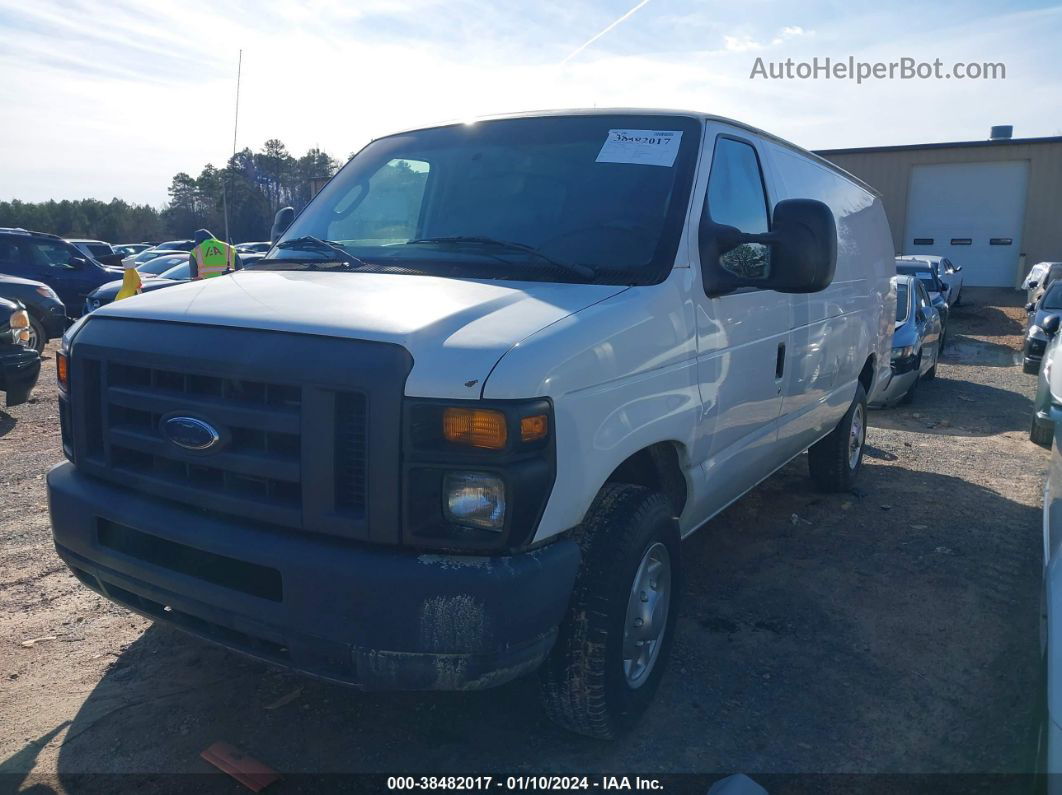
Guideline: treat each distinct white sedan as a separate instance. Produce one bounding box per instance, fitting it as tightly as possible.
[902,254,964,307]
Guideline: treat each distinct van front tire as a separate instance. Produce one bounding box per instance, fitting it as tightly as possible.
[539,484,681,739]
[808,383,868,492]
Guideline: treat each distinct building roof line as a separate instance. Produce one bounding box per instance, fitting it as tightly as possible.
[815,135,1062,156]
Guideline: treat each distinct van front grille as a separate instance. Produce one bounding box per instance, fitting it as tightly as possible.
[63,319,410,542]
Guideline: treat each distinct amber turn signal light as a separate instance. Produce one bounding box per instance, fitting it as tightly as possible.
[442,408,508,449]
[520,414,548,442]
[56,351,69,390]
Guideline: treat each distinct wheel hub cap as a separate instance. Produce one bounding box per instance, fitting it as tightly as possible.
[622,542,672,688]
[848,403,865,470]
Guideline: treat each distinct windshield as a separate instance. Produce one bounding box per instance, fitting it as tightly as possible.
[159,262,191,280]
[81,242,112,258]
[137,255,185,275]
[1043,285,1062,311]
[264,114,701,285]
[897,265,937,292]
[895,283,909,322]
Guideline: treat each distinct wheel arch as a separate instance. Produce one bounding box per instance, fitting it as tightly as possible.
[597,441,689,520]
[859,354,876,395]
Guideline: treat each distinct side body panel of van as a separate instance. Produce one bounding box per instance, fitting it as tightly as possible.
[486,117,894,545]
[760,140,895,458]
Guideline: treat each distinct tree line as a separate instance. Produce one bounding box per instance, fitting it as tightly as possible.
[0,139,342,244]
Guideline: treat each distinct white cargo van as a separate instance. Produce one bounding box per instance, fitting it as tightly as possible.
[49,109,895,738]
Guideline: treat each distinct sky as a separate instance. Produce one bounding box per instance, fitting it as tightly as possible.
[0,0,1059,207]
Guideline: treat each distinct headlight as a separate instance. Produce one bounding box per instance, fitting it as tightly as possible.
[9,308,29,330]
[891,345,915,360]
[404,398,555,551]
[35,285,60,300]
[444,472,506,531]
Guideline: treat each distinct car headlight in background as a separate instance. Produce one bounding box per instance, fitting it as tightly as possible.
[35,285,60,301]
[444,472,506,531]
[1029,325,1050,342]
[891,345,915,360]
[9,309,30,345]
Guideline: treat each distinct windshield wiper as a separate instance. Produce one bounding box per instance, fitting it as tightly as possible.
[406,236,595,280]
[274,236,369,268]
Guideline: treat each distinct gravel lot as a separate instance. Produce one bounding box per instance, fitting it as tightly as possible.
[0,288,1047,790]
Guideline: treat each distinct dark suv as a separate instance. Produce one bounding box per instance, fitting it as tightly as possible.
[0,228,123,317]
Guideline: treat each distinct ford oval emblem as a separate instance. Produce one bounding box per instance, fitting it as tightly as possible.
[160,416,221,451]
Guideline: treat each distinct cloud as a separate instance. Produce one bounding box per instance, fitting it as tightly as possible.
[727,24,813,51]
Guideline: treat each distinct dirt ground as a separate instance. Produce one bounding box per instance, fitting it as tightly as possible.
[0,288,1048,790]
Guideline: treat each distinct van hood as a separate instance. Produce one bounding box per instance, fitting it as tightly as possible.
[92,270,627,398]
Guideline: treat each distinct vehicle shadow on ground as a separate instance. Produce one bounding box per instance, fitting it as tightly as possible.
[50,462,1041,781]
[949,304,1026,339]
[0,411,14,439]
[941,334,1024,368]
[871,374,1034,436]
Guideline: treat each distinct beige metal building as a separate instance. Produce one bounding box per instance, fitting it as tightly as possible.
[816,128,1062,287]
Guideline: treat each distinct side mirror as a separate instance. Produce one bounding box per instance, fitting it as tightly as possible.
[1027,302,1036,312]
[916,310,926,324]
[271,206,295,244]
[700,198,837,295]
[67,255,87,269]
[1045,315,1062,336]
[1029,281,1039,290]
[955,265,963,272]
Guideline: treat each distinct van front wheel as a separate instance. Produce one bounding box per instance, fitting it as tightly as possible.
[808,383,868,492]
[539,484,681,739]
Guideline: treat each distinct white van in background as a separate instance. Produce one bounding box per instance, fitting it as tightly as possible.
[50,109,895,739]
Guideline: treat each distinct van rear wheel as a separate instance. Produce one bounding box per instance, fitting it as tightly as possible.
[539,484,680,739]
[808,383,867,492]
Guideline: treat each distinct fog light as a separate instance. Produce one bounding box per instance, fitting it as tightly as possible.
[444,472,506,531]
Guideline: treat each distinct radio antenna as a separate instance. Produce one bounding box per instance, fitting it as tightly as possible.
[222,49,243,246]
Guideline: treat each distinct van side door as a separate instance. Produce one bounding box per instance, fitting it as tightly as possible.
[689,129,791,519]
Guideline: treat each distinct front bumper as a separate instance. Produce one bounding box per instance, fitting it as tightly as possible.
[41,303,70,339]
[0,342,41,406]
[871,369,917,406]
[48,462,581,690]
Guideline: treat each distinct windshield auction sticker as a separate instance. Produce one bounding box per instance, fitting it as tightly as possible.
[596,129,682,167]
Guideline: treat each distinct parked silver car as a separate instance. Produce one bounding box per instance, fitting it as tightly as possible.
[1038,343,1062,778]
[1030,317,1062,446]
[873,275,943,406]
[901,253,964,307]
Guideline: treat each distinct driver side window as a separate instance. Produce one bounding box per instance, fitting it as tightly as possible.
[704,137,771,280]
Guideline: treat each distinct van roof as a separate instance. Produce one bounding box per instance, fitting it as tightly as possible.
[379,107,880,197]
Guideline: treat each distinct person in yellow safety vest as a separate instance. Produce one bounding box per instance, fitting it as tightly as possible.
[188,228,238,280]
[113,261,143,302]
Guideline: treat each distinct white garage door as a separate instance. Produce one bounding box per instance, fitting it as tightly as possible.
[904,161,1028,287]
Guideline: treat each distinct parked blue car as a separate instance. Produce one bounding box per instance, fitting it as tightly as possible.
[0,227,123,317]
[872,274,943,406]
